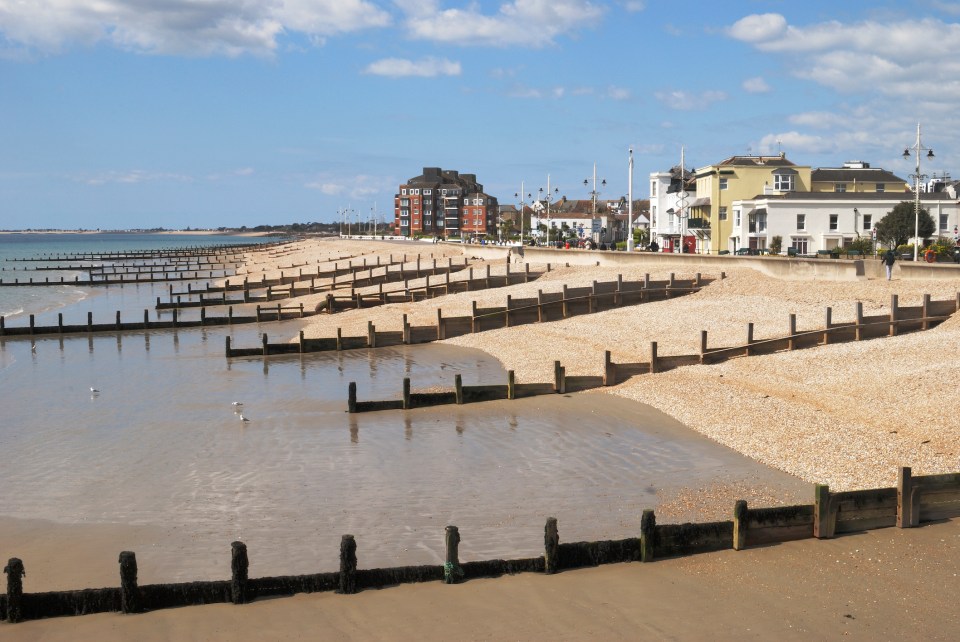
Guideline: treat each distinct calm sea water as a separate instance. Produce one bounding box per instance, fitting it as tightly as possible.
[0,234,809,583]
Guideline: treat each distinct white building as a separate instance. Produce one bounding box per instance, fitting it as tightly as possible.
[649,166,696,251]
[731,192,960,254]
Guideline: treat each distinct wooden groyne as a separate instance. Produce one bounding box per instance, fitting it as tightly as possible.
[0,304,310,339]
[2,240,289,262]
[1,465,956,623]
[226,273,710,358]
[348,293,958,412]
[157,256,475,310]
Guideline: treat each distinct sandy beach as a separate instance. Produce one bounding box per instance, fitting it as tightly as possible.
[4,236,959,637]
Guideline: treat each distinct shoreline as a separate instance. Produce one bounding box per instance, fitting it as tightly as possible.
[0,230,275,237]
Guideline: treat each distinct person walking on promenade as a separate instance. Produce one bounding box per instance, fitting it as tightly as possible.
[883,247,897,280]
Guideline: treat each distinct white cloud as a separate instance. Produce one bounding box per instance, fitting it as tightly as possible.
[654,89,727,111]
[605,85,631,101]
[727,13,787,43]
[741,76,770,93]
[757,132,832,155]
[306,181,345,196]
[364,56,461,77]
[623,1,645,12]
[304,173,384,199]
[402,0,605,47]
[0,0,390,56]
[81,169,193,186]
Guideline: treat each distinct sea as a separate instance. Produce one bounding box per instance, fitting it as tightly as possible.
[0,233,809,583]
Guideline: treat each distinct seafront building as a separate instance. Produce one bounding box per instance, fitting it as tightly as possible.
[393,167,499,239]
[651,154,960,254]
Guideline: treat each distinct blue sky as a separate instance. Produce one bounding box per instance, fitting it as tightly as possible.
[2,0,960,230]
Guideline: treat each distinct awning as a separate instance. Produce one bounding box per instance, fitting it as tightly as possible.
[691,197,711,207]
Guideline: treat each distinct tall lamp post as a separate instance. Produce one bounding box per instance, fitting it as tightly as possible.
[627,148,634,251]
[539,176,559,246]
[515,182,531,245]
[902,122,934,261]
[583,162,606,242]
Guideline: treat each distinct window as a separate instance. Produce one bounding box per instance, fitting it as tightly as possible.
[792,238,808,254]
[756,212,767,232]
[442,189,447,195]
[875,184,885,193]
[651,182,658,197]
[941,214,949,231]
[424,189,432,195]
[400,199,410,207]
[829,214,838,231]
[734,209,741,227]
[413,189,419,195]
[863,215,872,231]
[835,183,847,193]
[719,206,728,221]
[719,178,728,190]
[797,214,806,230]
[774,174,795,191]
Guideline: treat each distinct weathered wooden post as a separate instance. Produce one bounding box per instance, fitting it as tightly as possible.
[554,360,563,393]
[338,535,357,595]
[471,300,478,333]
[29,314,35,335]
[823,307,832,345]
[699,330,708,364]
[367,321,376,348]
[544,517,559,574]
[436,308,444,340]
[890,294,899,337]
[87,311,93,332]
[649,341,658,374]
[745,323,754,356]
[561,284,569,318]
[336,328,343,351]
[733,500,748,551]
[119,551,141,614]
[855,301,864,341]
[537,290,544,323]
[814,484,834,539]
[58,312,64,333]
[225,336,232,358]
[262,333,269,357]
[402,314,410,344]
[4,557,24,623]
[897,466,918,528]
[200,308,206,326]
[507,370,516,400]
[922,293,931,331]
[640,509,656,563]
[787,313,796,350]
[299,330,305,353]
[402,377,411,410]
[603,350,615,386]
[455,374,464,405]
[348,382,357,413]
[505,295,512,327]
[228,306,234,325]
[444,526,462,584]
[231,541,249,605]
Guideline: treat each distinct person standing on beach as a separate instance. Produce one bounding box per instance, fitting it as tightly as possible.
[883,247,897,280]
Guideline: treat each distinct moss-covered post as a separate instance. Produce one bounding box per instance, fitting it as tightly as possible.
[640,509,656,563]
[4,557,24,623]
[402,377,411,410]
[507,370,516,400]
[455,374,463,405]
[814,484,835,539]
[544,517,559,574]
[231,541,249,604]
[444,526,462,584]
[733,500,748,551]
[338,535,357,595]
[119,551,141,614]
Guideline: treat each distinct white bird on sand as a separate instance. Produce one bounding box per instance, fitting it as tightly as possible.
[232,401,243,407]
[239,413,250,423]
[90,387,100,393]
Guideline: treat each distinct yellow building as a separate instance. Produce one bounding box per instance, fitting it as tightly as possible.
[692,153,811,254]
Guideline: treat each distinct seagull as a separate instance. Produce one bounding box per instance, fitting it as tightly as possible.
[239,413,250,423]
[231,401,243,407]
[90,387,100,393]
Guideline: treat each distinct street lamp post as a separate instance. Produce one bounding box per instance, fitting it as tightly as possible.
[627,148,634,251]
[902,122,935,261]
[515,182,531,245]
[583,162,606,242]
[539,176,559,246]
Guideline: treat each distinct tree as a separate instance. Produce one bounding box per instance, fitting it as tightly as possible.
[874,201,935,247]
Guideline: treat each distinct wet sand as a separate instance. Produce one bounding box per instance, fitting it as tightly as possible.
[6,518,959,640]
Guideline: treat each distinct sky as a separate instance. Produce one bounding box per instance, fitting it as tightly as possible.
[2,0,960,230]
